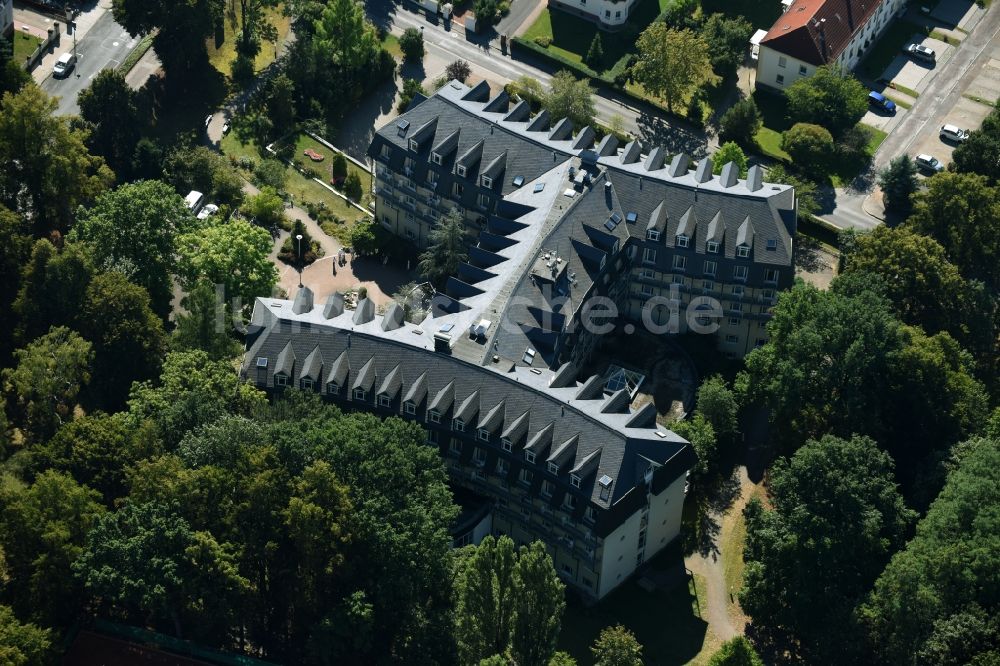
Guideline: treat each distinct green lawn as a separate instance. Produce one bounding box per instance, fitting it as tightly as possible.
[557,545,709,665]
[206,4,291,77]
[381,33,402,59]
[522,0,668,77]
[755,127,790,161]
[281,133,373,207]
[12,31,42,64]
[858,20,930,80]
[220,131,366,225]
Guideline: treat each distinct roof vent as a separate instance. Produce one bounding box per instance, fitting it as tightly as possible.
[291,286,314,314]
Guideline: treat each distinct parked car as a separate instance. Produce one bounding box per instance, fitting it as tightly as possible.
[196,203,219,220]
[915,154,945,173]
[52,52,76,78]
[868,91,897,114]
[906,43,936,63]
[940,124,970,142]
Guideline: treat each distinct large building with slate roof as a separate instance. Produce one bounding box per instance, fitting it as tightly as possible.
[242,285,696,600]
[369,80,798,360]
[242,79,798,601]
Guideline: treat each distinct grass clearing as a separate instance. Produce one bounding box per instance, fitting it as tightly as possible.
[12,30,42,63]
[884,93,913,109]
[221,131,366,226]
[381,33,402,59]
[929,29,961,46]
[206,4,291,77]
[755,127,790,162]
[281,133,373,207]
[557,551,710,665]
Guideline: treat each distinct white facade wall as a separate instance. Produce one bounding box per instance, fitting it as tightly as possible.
[598,505,643,598]
[549,0,638,28]
[756,0,904,91]
[596,473,687,598]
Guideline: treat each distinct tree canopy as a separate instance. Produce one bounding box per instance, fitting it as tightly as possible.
[785,65,867,137]
[418,209,471,286]
[633,25,719,113]
[78,70,144,179]
[543,71,597,129]
[740,434,915,663]
[861,436,1000,665]
[591,624,644,666]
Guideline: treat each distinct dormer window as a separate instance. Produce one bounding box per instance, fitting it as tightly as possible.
[547,462,559,475]
[676,235,689,248]
[707,241,719,254]
[766,239,778,251]
[525,451,536,464]
[453,418,465,432]
[404,401,416,415]
[300,378,314,390]
[481,175,493,188]
[456,164,467,178]
[478,428,491,442]
[428,410,441,424]
[378,395,391,408]
[501,438,512,452]
[737,245,750,258]
[275,374,288,387]
[327,381,340,395]
[431,152,442,165]
[353,388,367,401]
[646,229,660,241]
[408,139,419,152]
[570,474,581,488]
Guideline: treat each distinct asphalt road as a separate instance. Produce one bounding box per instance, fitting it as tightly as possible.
[40,10,137,116]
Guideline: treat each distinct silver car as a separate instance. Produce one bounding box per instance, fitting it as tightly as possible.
[915,154,945,173]
[940,124,970,142]
[906,43,936,63]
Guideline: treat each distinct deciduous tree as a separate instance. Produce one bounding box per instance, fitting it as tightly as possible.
[719,97,761,148]
[861,436,1000,665]
[591,624,643,666]
[633,25,718,113]
[72,180,199,317]
[112,0,225,76]
[175,218,278,309]
[2,327,93,442]
[696,375,739,442]
[511,541,565,666]
[701,14,753,77]
[446,59,472,83]
[400,27,424,61]
[707,637,764,666]
[0,605,53,665]
[12,241,94,347]
[712,142,748,176]
[785,65,867,137]
[172,279,242,361]
[77,70,144,179]
[781,122,833,171]
[0,86,113,234]
[543,71,596,128]
[740,434,915,663]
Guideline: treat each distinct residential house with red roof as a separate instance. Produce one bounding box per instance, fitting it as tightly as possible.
[755,0,905,91]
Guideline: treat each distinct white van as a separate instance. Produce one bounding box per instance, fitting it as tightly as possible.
[53,53,76,78]
[184,190,205,213]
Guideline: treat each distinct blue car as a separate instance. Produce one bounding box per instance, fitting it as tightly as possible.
[868,91,897,114]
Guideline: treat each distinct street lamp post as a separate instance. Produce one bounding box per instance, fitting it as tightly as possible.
[296,234,304,288]
[65,8,77,63]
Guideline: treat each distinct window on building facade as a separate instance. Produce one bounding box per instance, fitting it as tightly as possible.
[353,388,367,401]
[525,450,536,464]
[548,462,559,475]
[496,459,509,475]
[408,139,418,151]
[729,316,741,326]
[737,245,750,258]
[799,65,807,75]
[428,410,440,423]
[640,268,655,279]
[474,447,487,466]
[381,145,391,159]
[703,260,716,276]
[570,474,581,488]
[431,152,442,165]
[702,280,715,292]
[427,429,438,444]
[766,238,778,251]
[764,268,779,284]
[733,265,748,281]
[706,240,719,254]
[456,164,467,177]
[541,480,554,497]
[563,494,576,510]
[726,334,739,345]
[672,255,687,271]
[453,183,464,197]
[481,176,492,188]
[404,401,416,415]
[778,56,787,68]
[646,229,660,241]
[641,284,653,296]
[501,438,512,452]
[519,468,533,485]
[453,418,465,432]
[776,74,785,85]
[643,248,656,264]
[676,234,689,248]
[275,374,288,387]
[327,382,340,395]
[300,378,313,390]
[584,506,596,523]
[378,395,391,407]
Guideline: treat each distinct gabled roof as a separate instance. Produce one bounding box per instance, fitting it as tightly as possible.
[378,364,403,398]
[501,410,531,442]
[275,340,295,376]
[353,356,377,392]
[478,400,505,432]
[429,380,456,413]
[403,371,428,405]
[760,0,883,66]
[454,389,480,423]
[326,350,349,387]
[525,421,555,454]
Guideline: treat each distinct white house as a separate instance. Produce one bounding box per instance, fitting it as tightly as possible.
[755,0,905,91]
[548,0,639,29]
[1,0,14,40]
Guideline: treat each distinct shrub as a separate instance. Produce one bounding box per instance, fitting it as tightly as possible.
[399,27,425,61]
[445,60,472,83]
[533,35,552,48]
[584,33,604,69]
[474,0,499,25]
[277,219,321,265]
[254,159,287,191]
[397,79,426,113]
[331,153,348,181]
[781,122,834,171]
